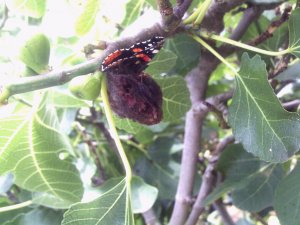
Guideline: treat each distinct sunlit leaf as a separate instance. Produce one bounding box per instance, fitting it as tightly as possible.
[121,0,145,27]
[228,53,300,162]
[5,0,47,18]
[75,0,100,35]
[131,176,158,213]
[48,88,90,108]
[0,95,83,204]
[19,33,50,74]
[288,8,300,58]
[62,178,134,225]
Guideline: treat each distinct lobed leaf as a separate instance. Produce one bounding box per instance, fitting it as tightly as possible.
[228,53,300,162]
[19,33,50,74]
[75,0,100,35]
[131,176,158,213]
[62,178,134,225]
[5,0,47,18]
[0,94,83,204]
[121,0,145,27]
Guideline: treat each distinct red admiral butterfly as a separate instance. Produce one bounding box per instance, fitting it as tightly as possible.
[101,36,164,74]
[101,36,164,125]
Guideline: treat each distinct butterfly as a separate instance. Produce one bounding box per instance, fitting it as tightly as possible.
[101,36,164,74]
[101,36,165,125]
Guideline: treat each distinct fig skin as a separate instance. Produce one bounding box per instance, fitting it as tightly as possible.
[106,72,163,125]
[69,74,101,100]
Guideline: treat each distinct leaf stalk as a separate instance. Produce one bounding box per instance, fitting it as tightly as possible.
[100,76,132,182]
[200,32,291,56]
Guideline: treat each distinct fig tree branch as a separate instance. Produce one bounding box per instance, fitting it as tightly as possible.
[0,5,8,30]
[170,2,282,224]
[185,136,234,225]
[0,58,100,103]
[213,199,235,225]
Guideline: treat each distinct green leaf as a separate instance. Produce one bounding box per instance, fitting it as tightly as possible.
[145,0,157,8]
[114,116,149,134]
[47,88,90,108]
[19,33,50,74]
[0,96,83,204]
[134,137,180,199]
[275,164,300,225]
[121,0,145,27]
[5,0,47,18]
[68,74,101,100]
[75,0,100,35]
[232,165,284,212]
[62,178,134,225]
[32,192,75,209]
[204,144,264,205]
[3,207,64,225]
[164,34,201,76]
[131,176,158,213]
[145,49,178,76]
[276,61,300,81]
[0,196,31,225]
[228,53,300,162]
[288,8,300,58]
[156,76,191,122]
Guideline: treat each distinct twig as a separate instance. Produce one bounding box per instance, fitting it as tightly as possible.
[169,1,257,223]
[252,213,268,225]
[213,199,235,225]
[174,0,194,18]
[185,136,234,225]
[142,208,161,225]
[156,0,174,19]
[169,66,209,225]
[201,0,248,33]
[89,108,119,155]
[283,99,300,111]
[0,5,8,30]
[6,190,19,203]
[193,101,230,129]
[0,58,100,103]
[248,5,292,46]
[269,54,292,79]
[74,121,106,185]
